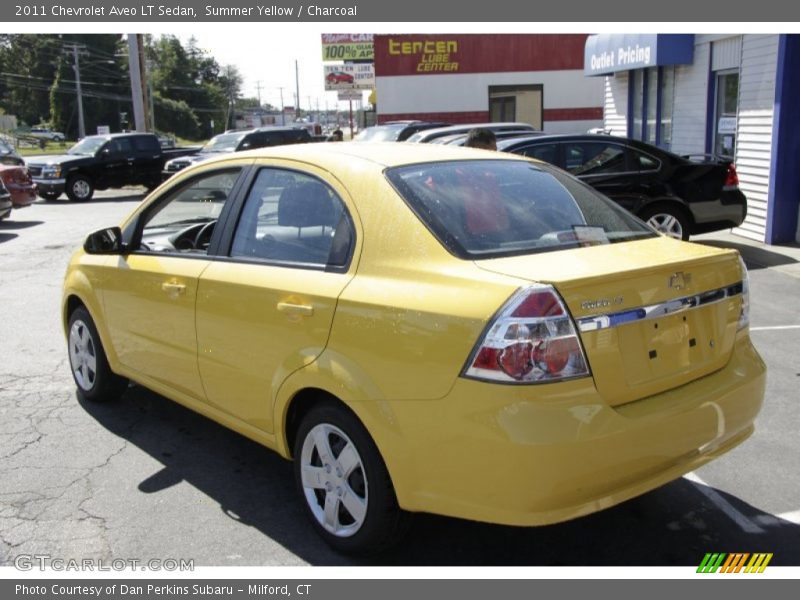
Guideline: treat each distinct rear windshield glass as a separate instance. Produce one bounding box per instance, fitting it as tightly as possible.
[355,125,403,142]
[385,160,656,259]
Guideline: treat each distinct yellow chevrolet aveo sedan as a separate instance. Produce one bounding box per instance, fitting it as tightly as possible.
[63,143,766,554]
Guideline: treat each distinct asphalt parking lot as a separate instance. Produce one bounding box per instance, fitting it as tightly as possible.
[1,190,799,567]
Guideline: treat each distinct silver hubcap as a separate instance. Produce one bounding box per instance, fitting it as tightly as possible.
[68,320,98,391]
[72,180,91,199]
[647,213,684,239]
[300,423,368,537]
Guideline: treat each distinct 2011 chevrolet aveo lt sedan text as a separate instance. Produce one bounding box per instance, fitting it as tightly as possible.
[63,143,766,554]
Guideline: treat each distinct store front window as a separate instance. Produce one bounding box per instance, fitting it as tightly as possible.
[714,70,739,158]
[629,67,675,149]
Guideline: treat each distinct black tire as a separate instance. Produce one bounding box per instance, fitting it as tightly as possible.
[39,191,61,201]
[293,401,408,555]
[67,307,128,402]
[638,203,692,241]
[65,174,94,202]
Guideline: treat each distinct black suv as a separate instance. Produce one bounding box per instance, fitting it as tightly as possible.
[163,126,312,178]
[498,134,746,240]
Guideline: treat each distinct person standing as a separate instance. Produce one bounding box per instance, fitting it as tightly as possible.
[464,128,497,150]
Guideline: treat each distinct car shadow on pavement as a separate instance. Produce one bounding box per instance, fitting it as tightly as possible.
[80,385,800,567]
[697,240,799,270]
[0,232,18,244]
[41,194,145,205]
[0,220,44,230]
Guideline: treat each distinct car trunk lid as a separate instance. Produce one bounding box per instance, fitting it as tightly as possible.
[474,237,744,406]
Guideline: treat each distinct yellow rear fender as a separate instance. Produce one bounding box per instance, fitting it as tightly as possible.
[273,349,416,503]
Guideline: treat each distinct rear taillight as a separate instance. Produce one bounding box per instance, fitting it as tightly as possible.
[463,286,590,384]
[724,163,740,190]
[738,255,750,331]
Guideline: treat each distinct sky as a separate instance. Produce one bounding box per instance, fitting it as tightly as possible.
[179,26,357,112]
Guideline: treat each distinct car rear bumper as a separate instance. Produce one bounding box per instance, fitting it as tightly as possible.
[690,189,747,233]
[6,183,38,207]
[377,332,766,526]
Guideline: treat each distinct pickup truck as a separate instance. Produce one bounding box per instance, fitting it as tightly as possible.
[26,132,199,202]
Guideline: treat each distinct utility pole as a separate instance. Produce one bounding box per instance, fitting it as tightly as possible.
[127,35,147,132]
[278,87,285,125]
[255,81,263,108]
[295,60,300,121]
[63,43,87,138]
[137,34,151,132]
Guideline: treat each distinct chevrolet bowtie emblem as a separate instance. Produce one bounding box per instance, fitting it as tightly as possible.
[669,272,692,290]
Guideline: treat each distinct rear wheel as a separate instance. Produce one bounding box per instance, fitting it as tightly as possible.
[67,307,128,402]
[65,175,94,202]
[639,203,691,241]
[293,402,408,555]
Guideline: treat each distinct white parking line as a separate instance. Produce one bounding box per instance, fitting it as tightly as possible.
[684,472,765,533]
[750,325,800,331]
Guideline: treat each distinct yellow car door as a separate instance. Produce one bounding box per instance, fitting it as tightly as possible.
[195,165,358,433]
[102,167,244,401]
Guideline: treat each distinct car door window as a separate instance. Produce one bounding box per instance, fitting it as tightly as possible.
[565,143,627,176]
[104,138,131,156]
[138,169,241,254]
[631,149,660,171]
[518,143,559,165]
[133,135,160,154]
[231,168,353,268]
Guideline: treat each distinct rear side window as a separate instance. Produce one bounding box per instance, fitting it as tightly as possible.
[564,142,627,175]
[133,136,160,153]
[385,160,655,259]
[230,168,354,268]
[518,143,559,165]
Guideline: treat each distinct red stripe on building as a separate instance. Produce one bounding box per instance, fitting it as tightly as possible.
[543,107,603,121]
[375,34,589,77]
[378,108,602,125]
[378,111,489,125]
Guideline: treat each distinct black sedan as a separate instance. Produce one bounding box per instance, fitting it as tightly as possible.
[498,134,746,240]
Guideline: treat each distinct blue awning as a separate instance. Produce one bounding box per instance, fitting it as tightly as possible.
[584,34,695,76]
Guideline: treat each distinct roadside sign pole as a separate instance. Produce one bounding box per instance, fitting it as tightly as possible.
[349,100,354,139]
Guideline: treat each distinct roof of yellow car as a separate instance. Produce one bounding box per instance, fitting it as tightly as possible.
[231,141,525,168]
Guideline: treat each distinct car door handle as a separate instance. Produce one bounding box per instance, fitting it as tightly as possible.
[276,302,314,316]
[161,282,186,294]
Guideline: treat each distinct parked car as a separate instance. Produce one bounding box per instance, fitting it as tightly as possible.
[0,138,25,166]
[353,121,450,142]
[25,133,199,202]
[326,71,354,84]
[405,122,537,144]
[162,126,312,178]
[431,129,545,146]
[29,127,66,142]
[498,134,747,240]
[0,180,12,220]
[64,143,765,554]
[0,164,37,208]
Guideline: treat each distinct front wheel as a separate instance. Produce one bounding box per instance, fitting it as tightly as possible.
[67,307,128,402]
[65,175,94,202]
[293,402,408,555]
[639,204,692,241]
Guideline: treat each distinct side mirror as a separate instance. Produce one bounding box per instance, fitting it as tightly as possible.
[84,227,124,254]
